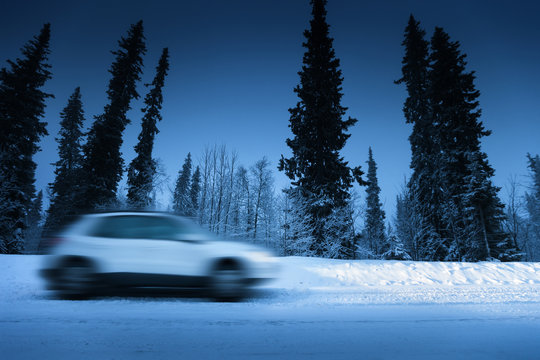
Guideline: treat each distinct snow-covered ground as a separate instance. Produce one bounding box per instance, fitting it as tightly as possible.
[1,255,540,359]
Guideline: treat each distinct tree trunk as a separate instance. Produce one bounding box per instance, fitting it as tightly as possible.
[478,206,491,259]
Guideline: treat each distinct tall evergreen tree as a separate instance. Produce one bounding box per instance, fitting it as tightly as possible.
[395,15,440,260]
[0,24,52,253]
[80,21,146,209]
[429,27,515,261]
[363,147,387,257]
[173,153,192,215]
[278,0,365,257]
[189,166,201,217]
[397,18,516,261]
[45,87,85,231]
[127,48,170,208]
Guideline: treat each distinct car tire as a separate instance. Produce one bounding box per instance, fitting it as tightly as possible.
[57,259,96,300]
[211,261,246,302]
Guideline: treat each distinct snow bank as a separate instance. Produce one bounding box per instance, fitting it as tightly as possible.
[273,256,540,289]
[1,255,540,305]
[264,257,540,305]
[1,254,43,300]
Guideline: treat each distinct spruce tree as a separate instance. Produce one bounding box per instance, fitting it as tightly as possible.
[80,21,146,209]
[364,147,387,257]
[278,0,365,257]
[0,24,52,253]
[396,15,440,260]
[527,154,540,197]
[397,18,515,261]
[189,166,201,217]
[429,27,515,261]
[0,162,16,253]
[526,154,540,227]
[173,153,193,215]
[525,154,540,260]
[395,16,430,128]
[45,87,85,231]
[395,189,417,260]
[127,48,170,208]
[383,224,411,260]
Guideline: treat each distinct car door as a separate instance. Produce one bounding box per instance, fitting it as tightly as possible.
[88,215,162,274]
[138,216,208,279]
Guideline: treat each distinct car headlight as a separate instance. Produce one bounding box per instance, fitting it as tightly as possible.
[245,251,274,261]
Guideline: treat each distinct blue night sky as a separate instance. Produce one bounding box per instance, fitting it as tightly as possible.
[2,0,539,215]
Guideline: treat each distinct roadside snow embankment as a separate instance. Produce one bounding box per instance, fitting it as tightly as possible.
[268,257,540,305]
[1,255,540,305]
[274,256,540,289]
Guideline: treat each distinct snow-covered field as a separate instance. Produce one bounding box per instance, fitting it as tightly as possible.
[2,255,540,359]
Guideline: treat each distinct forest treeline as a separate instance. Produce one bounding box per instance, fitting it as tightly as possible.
[1,1,539,261]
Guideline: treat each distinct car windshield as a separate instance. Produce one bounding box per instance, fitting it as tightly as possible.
[90,214,215,241]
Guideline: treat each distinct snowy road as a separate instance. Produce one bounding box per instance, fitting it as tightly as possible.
[2,298,540,359]
[2,255,540,359]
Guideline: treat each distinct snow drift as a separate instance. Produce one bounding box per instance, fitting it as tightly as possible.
[275,256,540,289]
[2,254,540,305]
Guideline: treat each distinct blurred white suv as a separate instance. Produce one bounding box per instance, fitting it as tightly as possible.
[41,212,278,300]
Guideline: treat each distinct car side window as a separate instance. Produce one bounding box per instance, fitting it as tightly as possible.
[91,215,184,240]
[138,217,181,240]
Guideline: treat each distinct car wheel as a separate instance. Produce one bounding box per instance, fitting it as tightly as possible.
[211,261,246,301]
[58,260,96,300]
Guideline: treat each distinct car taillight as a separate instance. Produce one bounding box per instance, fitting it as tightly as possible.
[40,237,66,253]
[48,237,65,247]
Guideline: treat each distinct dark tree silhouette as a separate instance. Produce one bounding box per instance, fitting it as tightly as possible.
[46,87,85,232]
[189,166,201,217]
[429,27,516,261]
[396,15,440,260]
[127,48,170,208]
[397,19,517,261]
[0,24,52,253]
[278,0,365,257]
[173,153,193,215]
[80,21,146,209]
[364,147,387,257]
[526,154,540,226]
[525,154,540,260]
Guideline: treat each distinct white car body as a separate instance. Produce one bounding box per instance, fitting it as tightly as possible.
[41,212,278,299]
